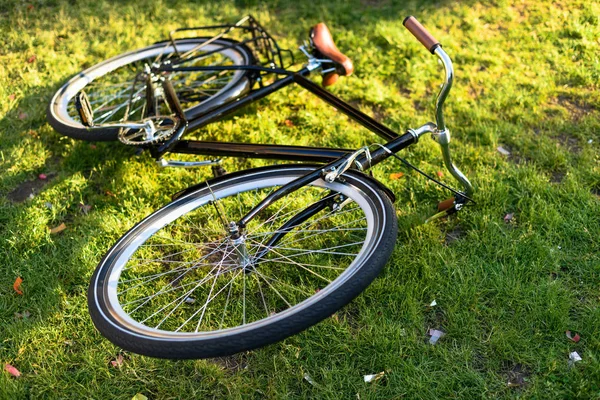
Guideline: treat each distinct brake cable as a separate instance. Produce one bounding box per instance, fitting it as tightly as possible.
[371,143,476,204]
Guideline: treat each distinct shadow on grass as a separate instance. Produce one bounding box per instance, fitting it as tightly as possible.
[0,0,488,380]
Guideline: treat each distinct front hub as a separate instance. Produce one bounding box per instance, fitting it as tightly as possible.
[229,222,252,272]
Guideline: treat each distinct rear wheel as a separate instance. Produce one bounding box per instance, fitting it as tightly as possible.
[47,38,254,141]
[88,165,398,359]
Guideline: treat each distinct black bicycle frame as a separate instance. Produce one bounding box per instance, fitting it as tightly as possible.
[150,60,422,242]
[153,64,408,161]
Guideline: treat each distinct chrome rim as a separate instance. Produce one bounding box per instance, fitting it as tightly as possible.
[100,172,382,338]
[51,40,248,131]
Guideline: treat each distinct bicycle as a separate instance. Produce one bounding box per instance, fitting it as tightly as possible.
[47,15,474,359]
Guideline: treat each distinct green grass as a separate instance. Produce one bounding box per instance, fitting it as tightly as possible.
[1,0,599,398]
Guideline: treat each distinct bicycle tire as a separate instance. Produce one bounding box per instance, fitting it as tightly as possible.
[88,165,398,359]
[47,38,254,141]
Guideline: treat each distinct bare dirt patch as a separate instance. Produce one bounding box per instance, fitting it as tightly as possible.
[337,302,362,333]
[444,225,465,245]
[550,171,565,184]
[497,144,531,165]
[211,354,248,373]
[554,132,582,153]
[504,363,530,388]
[552,94,596,121]
[370,104,387,122]
[7,175,55,202]
[346,100,387,122]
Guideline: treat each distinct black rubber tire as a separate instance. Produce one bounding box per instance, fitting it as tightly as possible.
[88,165,398,359]
[47,38,254,141]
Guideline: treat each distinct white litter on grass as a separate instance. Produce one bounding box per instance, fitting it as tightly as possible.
[568,351,582,367]
[429,329,445,345]
[588,139,593,144]
[303,373,317,386]
[497,146,511,156]
[430,300,437,307]
[364,371,385,383]
[184,297,195,304]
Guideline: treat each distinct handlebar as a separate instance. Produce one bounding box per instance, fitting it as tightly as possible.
[402,16,441,54]
[403,16,474,198]
[403,15,451,132]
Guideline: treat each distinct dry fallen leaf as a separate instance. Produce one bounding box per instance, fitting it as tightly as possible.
[111,354,124,368]
[50,223,67,234]
[566,330,581,343]
[14,310,31,319]
[105,190,116,198]
[27,130,40,139]
[283,119,294,127]
[27,55,36,63]
[389,172,404,180]
[4,364,21,378]
[13,277,23,295]
[79,203,92,215]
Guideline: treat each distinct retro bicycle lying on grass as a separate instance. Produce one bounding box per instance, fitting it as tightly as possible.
[47,15,474,359]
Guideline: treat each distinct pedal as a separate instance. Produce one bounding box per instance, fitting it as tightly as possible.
[75,91,94,127]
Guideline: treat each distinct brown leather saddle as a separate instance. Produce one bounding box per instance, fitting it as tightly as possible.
[310,23,354,87]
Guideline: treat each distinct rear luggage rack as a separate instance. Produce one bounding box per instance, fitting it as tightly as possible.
[167,15,294,72]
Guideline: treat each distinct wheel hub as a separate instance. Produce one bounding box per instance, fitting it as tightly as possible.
[228,222,253,272]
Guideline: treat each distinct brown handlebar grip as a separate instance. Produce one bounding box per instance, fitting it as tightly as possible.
[403,16,441,54]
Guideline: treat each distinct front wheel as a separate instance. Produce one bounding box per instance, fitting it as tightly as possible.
[88,165,398,359]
